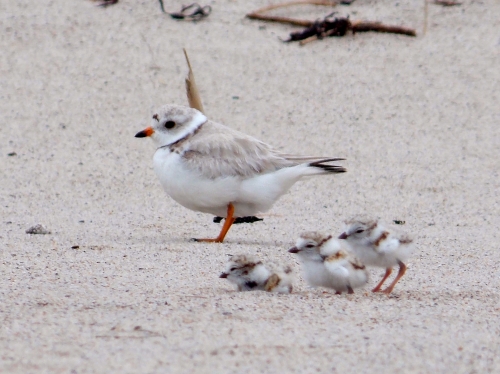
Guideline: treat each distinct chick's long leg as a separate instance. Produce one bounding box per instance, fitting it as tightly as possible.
[382,261,407,294]
[372,268,392,292]
[193,203,236,243]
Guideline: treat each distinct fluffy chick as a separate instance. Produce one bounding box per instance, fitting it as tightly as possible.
[289,232,368,294]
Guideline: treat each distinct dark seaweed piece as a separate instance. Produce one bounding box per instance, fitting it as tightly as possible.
[286,13,351,42]
[96,0,118,7]
[433,0,462,6]
[169,3,211,21]
[158,0,165,13]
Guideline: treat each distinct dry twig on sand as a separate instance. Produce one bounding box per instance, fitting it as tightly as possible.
[246,1,416,44]
[247,0,337,27]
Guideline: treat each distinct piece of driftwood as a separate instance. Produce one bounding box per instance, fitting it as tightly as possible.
[285,14,416,44]
[247,1,416,43]
[183,49,204,113]
[247,0,337,27]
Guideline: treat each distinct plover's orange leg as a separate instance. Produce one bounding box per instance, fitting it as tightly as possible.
[372,268,392,292]
[193,203,235,243]
[382,261,407,294]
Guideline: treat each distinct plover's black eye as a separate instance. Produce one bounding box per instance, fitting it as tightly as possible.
[305,244,314,248]
[164,121,176,129]
[230,267,236,272]
[356,229,364,234]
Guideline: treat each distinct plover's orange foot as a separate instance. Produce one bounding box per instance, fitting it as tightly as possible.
[192,237,222,243]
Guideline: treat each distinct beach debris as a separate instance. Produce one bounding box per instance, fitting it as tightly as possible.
[247,0,337,27]
[93,0,119,7]
[158,0,166,13]
[433,0,462,6]
[213,216,264,224]
[26,224,51,235]
[8,152,17,156]
[286,13,351,42]
[169,3,212,21]
[247,1,416,43]
[393,220,406,225]
[71,245,80,249]
[288,14,416,44]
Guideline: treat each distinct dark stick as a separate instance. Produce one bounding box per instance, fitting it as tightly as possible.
[158,0,165,13]
[352,21,416,37]
[433,0,462,6]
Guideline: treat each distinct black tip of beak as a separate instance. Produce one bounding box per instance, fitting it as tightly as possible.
[219,273,228,279]
[288,247,300,254]
[338,232,348,240]
[135,130,147,138]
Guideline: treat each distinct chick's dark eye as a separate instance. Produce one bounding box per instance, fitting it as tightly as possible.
[356,229,364,234]
[164,121,176,129]
[305,244,314,248]
[230,267,236,272]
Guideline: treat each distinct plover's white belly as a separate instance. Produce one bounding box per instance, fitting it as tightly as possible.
[351,244,397,268]
[154,149,281,217]
[153,150,243,217]
[303,262,334,289]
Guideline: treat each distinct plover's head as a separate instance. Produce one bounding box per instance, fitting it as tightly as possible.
[135,104,207,148]
[338,216,378,242]
[288,232,333,262]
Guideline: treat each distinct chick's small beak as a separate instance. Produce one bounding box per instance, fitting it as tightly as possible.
[135,127,154,138]
[219,272,228,279]
[338,232,348,240]
[288,247,300,254]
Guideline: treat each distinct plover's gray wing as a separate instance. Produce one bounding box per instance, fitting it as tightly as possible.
[179,120,344,179]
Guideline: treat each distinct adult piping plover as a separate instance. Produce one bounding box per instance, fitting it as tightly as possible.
[219,254,293,293]
[288,232,368,294]
[338,217,414,294]
[135,104,346,242]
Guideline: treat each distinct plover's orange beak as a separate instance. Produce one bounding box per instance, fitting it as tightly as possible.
[338,232,348,240]
[135,127,154,138]
[288,247,300,253]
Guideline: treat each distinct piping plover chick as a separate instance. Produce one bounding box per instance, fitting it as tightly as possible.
[219,254,293,293]
[338,217,414,294]
[288,232,368,294]
[135,104,346,242]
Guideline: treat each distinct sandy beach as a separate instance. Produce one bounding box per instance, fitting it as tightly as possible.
[1,0,499,372]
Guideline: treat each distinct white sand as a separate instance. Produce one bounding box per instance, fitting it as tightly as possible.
[1,0,500,372]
